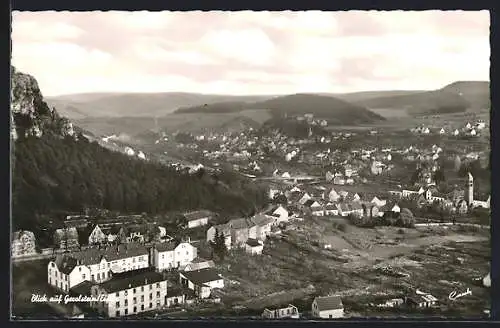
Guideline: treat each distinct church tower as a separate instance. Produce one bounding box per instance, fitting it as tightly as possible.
[465,172,474,205]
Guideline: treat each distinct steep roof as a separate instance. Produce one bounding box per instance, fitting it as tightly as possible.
[228,218,251,230]
[314,295,343,311]
[250,214,275,226]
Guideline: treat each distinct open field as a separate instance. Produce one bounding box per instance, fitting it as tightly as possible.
[214,217,490,318]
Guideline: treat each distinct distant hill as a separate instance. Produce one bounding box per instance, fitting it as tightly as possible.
[348,81,489,116]
[45,92,276,120]
[175,93,385,125]
[332,90,426,103]
[440,81,490,111]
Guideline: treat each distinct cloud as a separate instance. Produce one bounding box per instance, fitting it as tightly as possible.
[11,10,490,96]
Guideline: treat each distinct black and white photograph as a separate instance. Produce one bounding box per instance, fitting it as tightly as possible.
[10,10,491,320]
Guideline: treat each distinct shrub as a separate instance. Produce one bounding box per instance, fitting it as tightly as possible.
[398,228,405,235]
[338,223,347,232]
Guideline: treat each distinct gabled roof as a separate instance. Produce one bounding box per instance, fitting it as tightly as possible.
[314,295,343,311]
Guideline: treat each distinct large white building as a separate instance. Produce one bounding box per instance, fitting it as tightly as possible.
[47,243,149,292]
[90,269,168,318]
[150,242,197,271]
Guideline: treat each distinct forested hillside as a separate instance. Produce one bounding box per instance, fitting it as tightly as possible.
[11,68,268,240]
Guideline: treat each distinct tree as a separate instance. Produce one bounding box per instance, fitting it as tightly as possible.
[433,168,446,185]
[398,208,415,228]
[454,155,462,172]
[212,228,227,261]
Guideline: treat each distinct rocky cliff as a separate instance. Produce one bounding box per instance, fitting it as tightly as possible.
[11,66,75,141]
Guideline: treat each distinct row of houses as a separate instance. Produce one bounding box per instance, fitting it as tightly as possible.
[206,214,277,250]
[47,239,227,318]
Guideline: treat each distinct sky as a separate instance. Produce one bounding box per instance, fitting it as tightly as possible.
[11,10,490,96]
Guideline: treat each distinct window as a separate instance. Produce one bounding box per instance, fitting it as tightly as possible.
[329,315,333,319]
[149,285,152,290]
[149,293,153,300]
[97,273,100,280]
[115,310,120,317]
[133,288,136,294]
[59,272,62,278]
[125,309,128,315]
[141,295,144,302]
[156,291,160,298]
[156,302,160,308]
[141,304,144,311]
[125,291,128,296]
[161,254,165,259]
[125,299,128,306]
[79,267,82,272]
[116,292,119,297]
[149,303,152,308]
[116,301,120,308]
[139,256,143,261]
[108,272,111,278]
[108,263,110,268]
[133,297,137,304]
[156,283,160,288]
[51,263,55,268]
[133,306,137,313]
[141,287,144,292]
[133,258,136,263]
[91,274,95,281]
[49,269,51,275]
[49,277,51,285]
[82,274,86,280]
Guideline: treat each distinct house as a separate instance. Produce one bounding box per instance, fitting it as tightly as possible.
[151,241,198,271]
[311,295,344,319]
[54,227,80,249]
[206,224,232,249]
[245,238,264,255]
[281,172,291,179]
[439,128,446,135]
[326,188,341,202]
[184,210,212,229]
[262,304,299,319]
[88,224,108,245]
[118,225,147,244]
[298,192,312,205]
[271,205,289,224]
[182,257,215,272]
[310,201,325,216]
[406,292,438,308]
[89,268,168,318]
[250,214,275,240]
[333,176,345,185]
[453,129,460,136]
[455,199,469,214]
[164,285,188,308]
[47,243,150,292]
[228,218,253,247]
[11,230,37,258]
[324,203,339,216]
[179,268,224,299]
